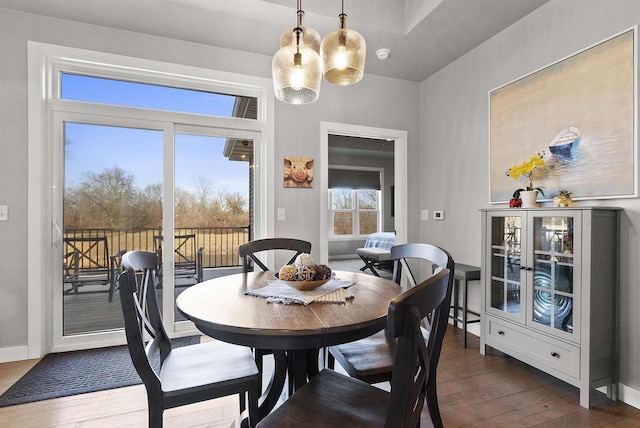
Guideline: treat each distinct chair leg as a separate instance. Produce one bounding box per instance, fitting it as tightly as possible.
[148,398,163,428]
[239,391,246,413]
[247,382,260,428]
[325,348,335,369]
[426,375,443,428]
[254,349,264,394]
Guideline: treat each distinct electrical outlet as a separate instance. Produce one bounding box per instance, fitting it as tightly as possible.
[0,205,7,222]
[433,210,444,221]
[277,208,285,221]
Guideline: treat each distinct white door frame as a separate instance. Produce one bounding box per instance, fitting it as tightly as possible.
[27,42,274,357]
[319,122,408,264]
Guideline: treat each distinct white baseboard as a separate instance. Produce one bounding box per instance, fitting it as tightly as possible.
[0,346,29,363]
[603,383,640,410]
[328,255,360,260]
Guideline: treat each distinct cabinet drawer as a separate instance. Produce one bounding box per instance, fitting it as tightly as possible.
[486,316,580,380]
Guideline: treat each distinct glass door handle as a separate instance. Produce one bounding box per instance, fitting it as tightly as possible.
[52,218,62,249]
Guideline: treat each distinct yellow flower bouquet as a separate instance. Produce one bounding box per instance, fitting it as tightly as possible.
[505,151,546,199]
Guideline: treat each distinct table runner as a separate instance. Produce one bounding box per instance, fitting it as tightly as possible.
[244,278,355,305]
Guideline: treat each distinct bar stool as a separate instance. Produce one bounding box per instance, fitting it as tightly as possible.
[449,263,481,347]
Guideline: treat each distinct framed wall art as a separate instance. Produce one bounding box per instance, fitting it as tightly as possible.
[284,156,314,188]
[489,27,637,203]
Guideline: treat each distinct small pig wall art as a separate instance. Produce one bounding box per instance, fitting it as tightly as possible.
[284,156,314,188]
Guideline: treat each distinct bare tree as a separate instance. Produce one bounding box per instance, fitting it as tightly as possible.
[195,176,213,207]
[64,167,250,230]
[66,166,136,229]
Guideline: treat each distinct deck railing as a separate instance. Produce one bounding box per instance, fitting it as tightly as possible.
[64,227,250,269]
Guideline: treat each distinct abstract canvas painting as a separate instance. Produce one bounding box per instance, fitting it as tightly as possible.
[490,28,636,203]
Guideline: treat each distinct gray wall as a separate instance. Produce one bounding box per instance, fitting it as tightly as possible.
[0,9,420,350]
[419,0,640,402]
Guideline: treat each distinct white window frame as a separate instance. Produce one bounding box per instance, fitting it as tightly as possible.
[329,187,382,238]
[27,42,275,357]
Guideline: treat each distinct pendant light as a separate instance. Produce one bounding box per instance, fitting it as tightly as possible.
[321,0,366,85]
[272,1,322,104]
[279,11,321,54]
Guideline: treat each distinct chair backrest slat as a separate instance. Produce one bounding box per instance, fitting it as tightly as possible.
[385,268,450,428]
[120,251,172,391]
[238,238,312,272]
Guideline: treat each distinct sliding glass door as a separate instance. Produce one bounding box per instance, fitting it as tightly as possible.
[34,48,270,353]
[52,114,169,347]
[52,112,259,349]
[171,130,253,326]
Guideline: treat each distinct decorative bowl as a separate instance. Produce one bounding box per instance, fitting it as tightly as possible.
[280,279,330,291]
[274,273,330,291]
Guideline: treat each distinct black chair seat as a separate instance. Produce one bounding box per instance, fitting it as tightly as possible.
[257,369,389,428]
[329,327,429,385]
[161,340,258,397]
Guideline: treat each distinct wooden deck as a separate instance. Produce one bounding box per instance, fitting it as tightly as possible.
[63,266,243,335]
[62,259,376,335]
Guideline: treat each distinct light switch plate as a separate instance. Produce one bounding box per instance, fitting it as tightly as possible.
[433,210,444,221]
[420,210,429,221]
[0,205,7,221]
[277,208,285,221]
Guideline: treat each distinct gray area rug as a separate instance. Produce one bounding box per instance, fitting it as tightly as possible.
[0,336,198,407]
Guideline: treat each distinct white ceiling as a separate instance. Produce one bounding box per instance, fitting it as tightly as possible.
[0,0,550,82]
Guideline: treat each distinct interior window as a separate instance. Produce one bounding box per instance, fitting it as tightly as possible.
[330,189,380,236]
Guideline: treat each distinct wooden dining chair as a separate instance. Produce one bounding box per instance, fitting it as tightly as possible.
[256,268,451,428]
[119,251,261,428]
[238,238,312,273]
[238,238,312,394]
[327,243,455,427]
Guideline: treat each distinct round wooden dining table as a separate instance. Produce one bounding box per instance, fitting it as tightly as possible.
[176,270,402,420]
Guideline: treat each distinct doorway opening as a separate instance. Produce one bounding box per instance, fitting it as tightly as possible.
[319,122,408,266]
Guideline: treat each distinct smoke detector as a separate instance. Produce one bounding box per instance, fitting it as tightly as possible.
[376,48,391,60]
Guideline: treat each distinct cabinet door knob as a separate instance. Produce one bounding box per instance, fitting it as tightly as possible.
[498,330,505,335]
[551,352,559,357]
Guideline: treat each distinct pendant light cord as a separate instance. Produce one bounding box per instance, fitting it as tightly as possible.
[296,0,302,27]
[339,0,347,28]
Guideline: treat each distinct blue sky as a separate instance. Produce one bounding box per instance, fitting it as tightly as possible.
[62,74,250,197]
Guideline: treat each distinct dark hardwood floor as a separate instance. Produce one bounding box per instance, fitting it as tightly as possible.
[0,327,638,427]
[430,329,639,427]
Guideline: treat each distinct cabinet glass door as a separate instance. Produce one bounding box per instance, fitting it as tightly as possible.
[489,215,523,317]
[531,215,575,334]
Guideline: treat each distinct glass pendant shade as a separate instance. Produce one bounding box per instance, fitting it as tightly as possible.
[280,25,321,54]
[272,28,322,104]
[321,14,366,85]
